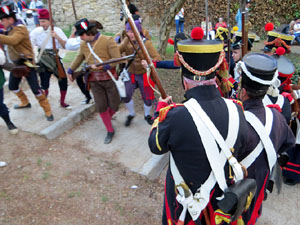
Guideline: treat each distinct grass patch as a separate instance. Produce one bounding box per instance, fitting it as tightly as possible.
[62,51,78,63]
[0,191,10,200]
[68,191,81,198]
[42,171,50,180]
[37,158,42,166]
[286,53,300,84]
[101,195,108,202]
[62,25,73,38]
[115,203,125,216]
[102,32,115,37]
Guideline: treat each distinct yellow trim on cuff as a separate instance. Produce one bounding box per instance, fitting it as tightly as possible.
[155,123,162,151]
[177,43,223,53]
[268,31,294,41]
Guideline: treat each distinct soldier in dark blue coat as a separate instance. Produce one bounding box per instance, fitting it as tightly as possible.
[148,27,249,225]
[236,53,295,224]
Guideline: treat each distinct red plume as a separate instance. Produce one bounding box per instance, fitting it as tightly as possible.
[276,47,286,56]
[191,27,204,40]
[265,23,274,32]
[168,38,174,45]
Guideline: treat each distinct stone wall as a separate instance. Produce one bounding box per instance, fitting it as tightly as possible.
[52,0,125,34]
[51,0,163,36]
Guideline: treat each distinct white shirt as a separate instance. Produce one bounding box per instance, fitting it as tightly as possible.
[30,27,67,49]
[0,48,6,65]
[29,0,43,16]
[65,37,81,51]
[175,8,184,20]
[294,23,300,34]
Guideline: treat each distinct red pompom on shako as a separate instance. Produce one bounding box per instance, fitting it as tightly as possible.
[276,47,286,56]
[168,38,174,45]
[265,22,274,32]
[191,27,204,40]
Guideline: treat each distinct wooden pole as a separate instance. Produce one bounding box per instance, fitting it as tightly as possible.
[71,0,78,21]
[227,0,231,67]
[48,0,66,78]
[205,0,208,39]
[241,0,248,57]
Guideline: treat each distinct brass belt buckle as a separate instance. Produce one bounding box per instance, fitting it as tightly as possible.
[175,182,191,198]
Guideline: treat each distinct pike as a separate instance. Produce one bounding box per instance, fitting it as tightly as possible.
[119,0,167,99]
[205,0,208,39]
[227,0,231,66]
[241,0,249,57]
[48,0,66,78]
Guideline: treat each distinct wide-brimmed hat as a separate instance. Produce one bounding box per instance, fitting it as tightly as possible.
[0,4,15,20]
[75,18,96,36]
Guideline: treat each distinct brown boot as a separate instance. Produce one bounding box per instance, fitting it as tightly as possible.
[14,89,31,109]
[36,94,54,121]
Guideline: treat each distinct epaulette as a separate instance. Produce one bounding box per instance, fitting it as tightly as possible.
[151,103,184,131]
[158,103,184,122]
[230,99,244,111]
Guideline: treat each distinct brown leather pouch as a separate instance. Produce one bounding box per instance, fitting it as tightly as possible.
[11,65,30,78]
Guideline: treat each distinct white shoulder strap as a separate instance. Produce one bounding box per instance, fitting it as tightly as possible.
[276,95,284,109]
[263,95,272,106]
[243,107,277,171]
[170,98,242,221]
[87,42,117,83]
[185,98,244,182]
[263,95,284,109]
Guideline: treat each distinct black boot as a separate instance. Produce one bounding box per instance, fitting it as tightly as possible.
[104,131,115,144]
[125,115,135,127]
[144,115,153,125]
[1,114,18,134]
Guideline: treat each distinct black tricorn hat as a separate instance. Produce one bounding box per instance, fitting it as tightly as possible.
[75,18,96,36]
[240,53,278,90]
[231,32,256,51]
[0,3,15,20]
[177,27,224,81]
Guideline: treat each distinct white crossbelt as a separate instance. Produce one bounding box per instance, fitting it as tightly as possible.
[36,28,52,63]
[241,107,277,172]
[262,94,284,109]
[170,98,242,221]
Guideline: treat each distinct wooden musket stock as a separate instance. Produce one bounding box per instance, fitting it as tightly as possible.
[48,0,67,79]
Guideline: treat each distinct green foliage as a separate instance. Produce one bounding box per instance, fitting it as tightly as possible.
[62,25,73,38]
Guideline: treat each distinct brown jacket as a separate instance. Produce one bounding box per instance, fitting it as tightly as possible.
[119,37,161,75]
[70,34,121,72]
[0,24,34,61]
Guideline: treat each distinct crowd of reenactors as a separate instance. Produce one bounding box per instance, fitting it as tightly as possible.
[0,0,299,224]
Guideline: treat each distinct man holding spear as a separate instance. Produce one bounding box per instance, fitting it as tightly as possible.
[30,8,71,109]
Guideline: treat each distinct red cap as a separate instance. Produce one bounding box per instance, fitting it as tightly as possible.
[38,9,49,20]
